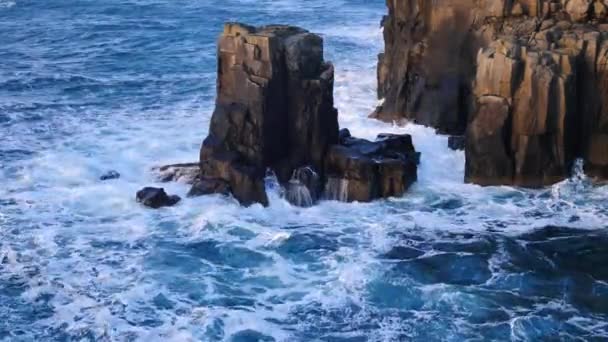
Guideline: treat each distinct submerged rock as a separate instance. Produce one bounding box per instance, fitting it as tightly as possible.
[375,0,608,186]
[100,170,120,181]
[136,187,181,209]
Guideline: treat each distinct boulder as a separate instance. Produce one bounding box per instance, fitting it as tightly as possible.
[99,170,120,181]
[136,187,181,209]
[324,134,418,202]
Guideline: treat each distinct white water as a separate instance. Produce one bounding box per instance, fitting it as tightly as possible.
[324,177,350,202]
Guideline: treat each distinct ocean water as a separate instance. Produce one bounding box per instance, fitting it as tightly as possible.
[1,0,608,341]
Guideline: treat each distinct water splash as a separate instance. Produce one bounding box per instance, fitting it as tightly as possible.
[286,179,314,207]
[324,177,349,202]
[285,167,319,207]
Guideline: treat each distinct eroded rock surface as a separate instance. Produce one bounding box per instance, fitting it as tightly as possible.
[136,187,181,209]
[375,0,608,186]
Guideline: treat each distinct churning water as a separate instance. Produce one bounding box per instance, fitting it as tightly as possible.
[1,0,608,341]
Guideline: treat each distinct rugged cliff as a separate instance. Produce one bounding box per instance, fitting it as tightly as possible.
[375,0,608,186]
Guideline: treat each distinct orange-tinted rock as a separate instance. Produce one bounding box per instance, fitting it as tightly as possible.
[377,0,608,185]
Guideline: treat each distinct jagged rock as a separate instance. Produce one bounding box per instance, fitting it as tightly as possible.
[324,134,418,202]
[196,23,339,206]
[136,187,181,209]
[375,0,608,185]
[100,170,120,181]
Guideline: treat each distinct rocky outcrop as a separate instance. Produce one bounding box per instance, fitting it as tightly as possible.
[324,130,419,202]
[136,187,181,209]
[375,0,608,186]
[194,23,419,206]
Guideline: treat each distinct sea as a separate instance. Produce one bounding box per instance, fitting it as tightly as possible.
[1,0,607,341]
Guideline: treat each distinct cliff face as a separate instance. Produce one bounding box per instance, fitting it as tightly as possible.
[375,0,608,186]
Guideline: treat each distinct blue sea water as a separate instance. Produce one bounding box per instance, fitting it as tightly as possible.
[1,0,608,340]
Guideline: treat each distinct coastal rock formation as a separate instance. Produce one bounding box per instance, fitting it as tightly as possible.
[197,23,338,206]
[324,131,419,202]
[194,23,419,206]
[375,0,608,186]
[136,187,181,209]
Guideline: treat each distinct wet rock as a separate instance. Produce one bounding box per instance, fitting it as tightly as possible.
[375,0,608,185]
[187,178,230,198]
[324,133,418,202]
[99,170,120,181]
[448,135,466,151]
[136,187,181,209]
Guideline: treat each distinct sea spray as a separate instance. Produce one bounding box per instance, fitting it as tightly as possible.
[324,177,349,202]
[284,167,319,207]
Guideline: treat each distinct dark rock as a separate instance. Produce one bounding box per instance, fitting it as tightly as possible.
[338,128,351,143]
[324,133,418,202]
[136,187,181,209]
[448,136,466,151]
[100,170,120,181]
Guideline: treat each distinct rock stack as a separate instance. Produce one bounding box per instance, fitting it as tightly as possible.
[190,23,419,206]
[374,0,608,187]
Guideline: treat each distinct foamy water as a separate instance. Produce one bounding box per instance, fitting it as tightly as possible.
[1,0,607,341]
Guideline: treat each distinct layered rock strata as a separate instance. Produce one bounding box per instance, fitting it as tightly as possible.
[375,0,608,186]
[194,23,419,206]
